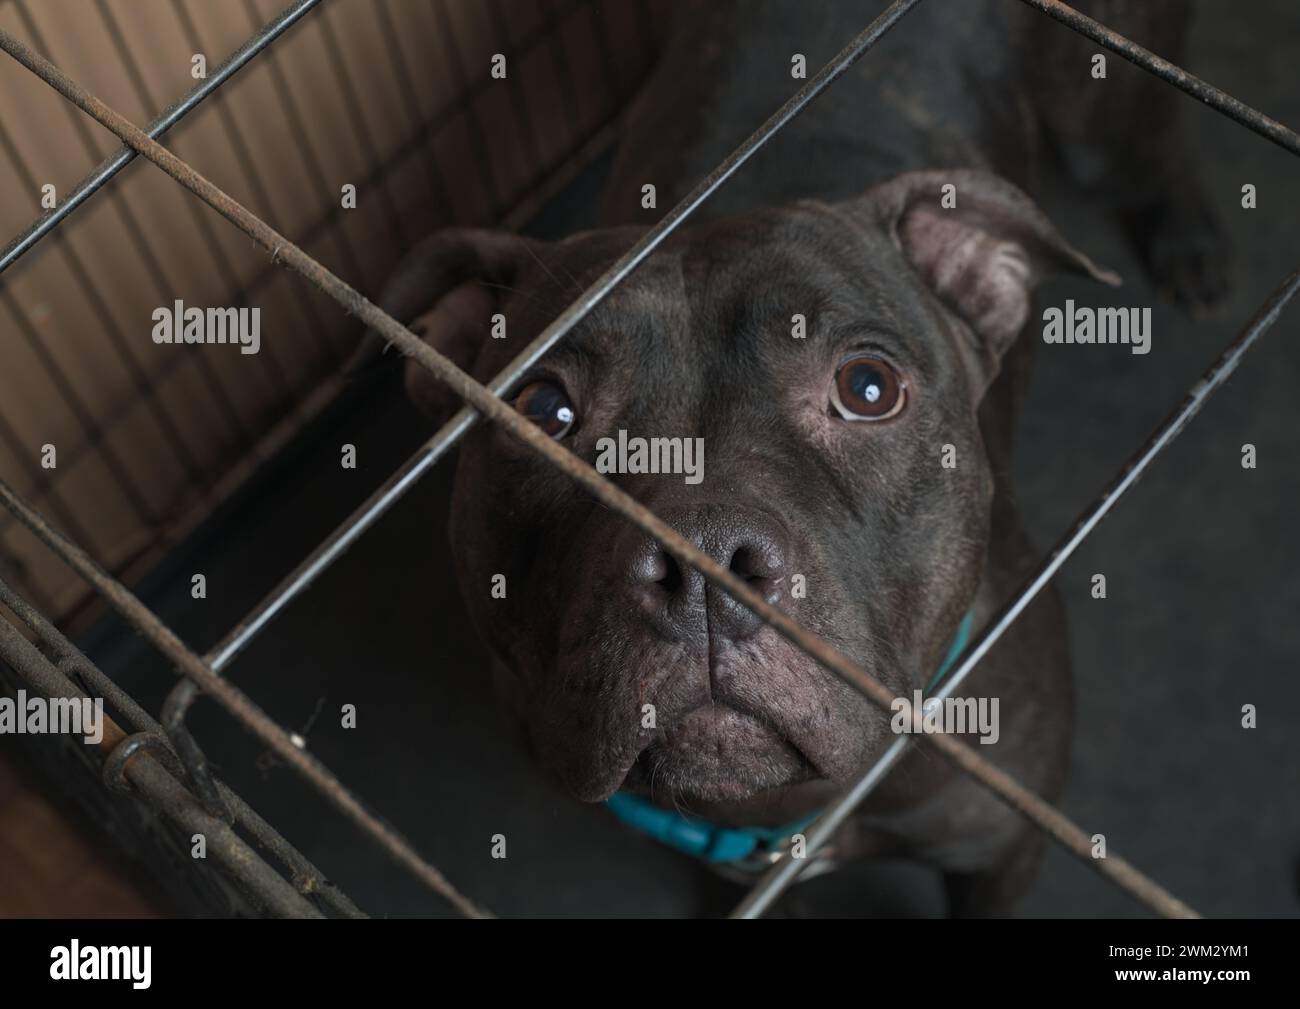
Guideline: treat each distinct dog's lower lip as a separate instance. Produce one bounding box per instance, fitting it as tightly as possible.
[622,702,822,797]
[696,698,824,779]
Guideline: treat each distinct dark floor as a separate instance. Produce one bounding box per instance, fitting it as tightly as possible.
[25,0,1300,917]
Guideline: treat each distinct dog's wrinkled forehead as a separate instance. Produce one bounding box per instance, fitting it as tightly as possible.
[493,205,936,382]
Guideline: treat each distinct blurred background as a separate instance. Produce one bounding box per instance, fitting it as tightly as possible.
[0,0,1296,917]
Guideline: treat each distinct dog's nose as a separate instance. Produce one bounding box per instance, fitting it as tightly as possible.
[626,505,789,643]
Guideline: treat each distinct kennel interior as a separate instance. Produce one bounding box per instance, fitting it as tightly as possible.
[0,0,1298,918]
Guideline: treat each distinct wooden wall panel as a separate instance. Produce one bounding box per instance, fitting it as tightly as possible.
[0,0,666,624]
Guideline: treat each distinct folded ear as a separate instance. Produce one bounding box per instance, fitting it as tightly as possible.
[357,228,537,422]
[849,170,1119,382]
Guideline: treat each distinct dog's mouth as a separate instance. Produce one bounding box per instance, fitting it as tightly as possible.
[620,700,822,809]
[539,623,882,812]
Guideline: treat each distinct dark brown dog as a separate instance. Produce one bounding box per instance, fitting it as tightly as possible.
[375,0,1221,914]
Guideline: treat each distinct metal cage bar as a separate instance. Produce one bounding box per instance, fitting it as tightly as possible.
[0,601,321,917]
[1020,0,1300,156]
[0,575,367,918]
[0,464,491,918]
[0,0,1292,920]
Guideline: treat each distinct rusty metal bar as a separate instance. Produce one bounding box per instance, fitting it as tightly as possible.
[0,470,488,918]
[0,576,160,738]
[0,574,367,918]
[732,264,1300,917]
[1019,0,1300,156]
[0,466,487,917]
[0,22,1201,920]
[0,0,321,276]
[0,615,324,918]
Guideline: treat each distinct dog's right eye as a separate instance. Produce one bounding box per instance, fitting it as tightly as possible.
[513,380,577,438]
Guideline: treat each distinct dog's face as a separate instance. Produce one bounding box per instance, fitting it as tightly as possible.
[386,171,1112,824]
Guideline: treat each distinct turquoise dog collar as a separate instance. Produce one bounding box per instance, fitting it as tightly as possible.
[607,611,975,867]
[605,792,817,864]
[926,609,974,692]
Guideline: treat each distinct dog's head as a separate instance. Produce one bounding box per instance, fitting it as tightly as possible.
[382,171,1114,824]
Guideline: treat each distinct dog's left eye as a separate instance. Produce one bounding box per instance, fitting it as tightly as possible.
[513,380,577,438]
[831,355,906,421]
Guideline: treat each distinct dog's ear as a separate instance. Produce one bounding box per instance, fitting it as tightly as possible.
[849,170,1119,381]
[355,228,537,422]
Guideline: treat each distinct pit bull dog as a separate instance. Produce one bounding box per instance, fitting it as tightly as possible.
[375,0,1223,915]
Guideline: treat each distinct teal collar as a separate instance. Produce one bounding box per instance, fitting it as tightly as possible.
[926,609,974,693]
[605,793,817,865]
[607,611,976,868]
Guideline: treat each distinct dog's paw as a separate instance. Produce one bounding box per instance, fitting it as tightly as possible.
[1125,195,1232,313]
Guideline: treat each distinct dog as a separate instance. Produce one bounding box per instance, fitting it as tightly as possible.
[371,0,1224,915]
